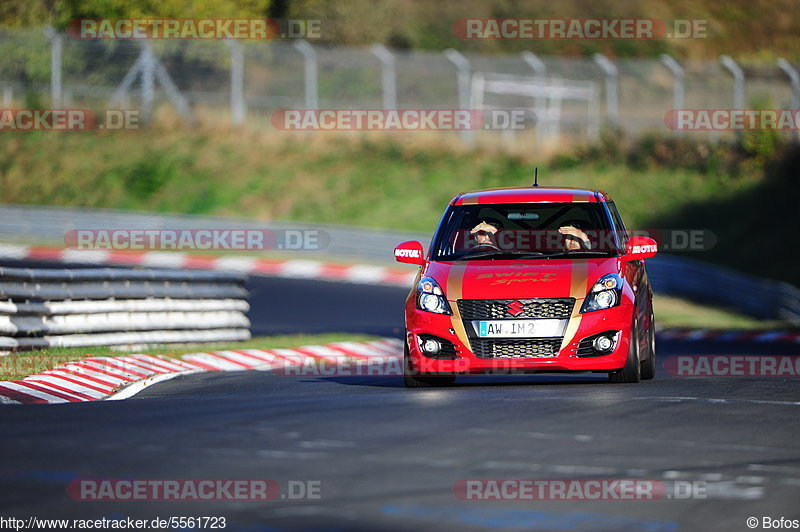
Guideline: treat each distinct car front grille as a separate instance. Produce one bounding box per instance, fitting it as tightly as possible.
[458,298,575,320]
[470,338,562,359]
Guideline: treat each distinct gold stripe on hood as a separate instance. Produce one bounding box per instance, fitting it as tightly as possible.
[561,261,590,350]
[445,263,471,350]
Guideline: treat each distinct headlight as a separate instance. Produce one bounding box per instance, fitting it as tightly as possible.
[416,277,452,315]
[581,273,623,313]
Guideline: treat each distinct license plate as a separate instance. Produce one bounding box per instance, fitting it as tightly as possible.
[477,319,563,338]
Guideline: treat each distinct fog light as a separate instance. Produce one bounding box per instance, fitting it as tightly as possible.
[593,335,614,352]
[422,338,441,355]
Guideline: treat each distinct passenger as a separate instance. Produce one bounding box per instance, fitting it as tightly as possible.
[558,224,591,250]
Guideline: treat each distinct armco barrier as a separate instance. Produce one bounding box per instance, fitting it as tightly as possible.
[0,204,428,264]
[646,255,800,325]
[0,267,250,351]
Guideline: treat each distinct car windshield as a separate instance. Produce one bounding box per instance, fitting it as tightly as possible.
[430,202,620,261]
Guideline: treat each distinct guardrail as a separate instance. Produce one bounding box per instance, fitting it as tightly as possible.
[0,204,428,264]
[0,267,250,351]
[647,255,800,325]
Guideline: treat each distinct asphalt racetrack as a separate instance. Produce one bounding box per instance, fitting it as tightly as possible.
[1,260,799,532]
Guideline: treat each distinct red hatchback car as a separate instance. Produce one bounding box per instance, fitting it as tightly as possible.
[394,186,658,387]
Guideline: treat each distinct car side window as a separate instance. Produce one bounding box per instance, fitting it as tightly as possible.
[607,201,629,248]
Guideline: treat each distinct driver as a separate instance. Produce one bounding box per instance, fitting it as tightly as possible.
[469,221,500,249]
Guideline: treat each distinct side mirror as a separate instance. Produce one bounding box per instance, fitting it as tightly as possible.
[394,241,426,266]
[622,236,658,261]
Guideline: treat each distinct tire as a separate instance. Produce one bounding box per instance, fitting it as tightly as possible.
[403,343,456,388]
[608,323,641,383]
[640,313,656,380]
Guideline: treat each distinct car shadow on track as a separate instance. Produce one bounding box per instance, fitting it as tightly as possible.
[299,374,614,388]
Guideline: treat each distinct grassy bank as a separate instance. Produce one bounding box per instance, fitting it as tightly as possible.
[653,295,784,331]
[0,126,774,233]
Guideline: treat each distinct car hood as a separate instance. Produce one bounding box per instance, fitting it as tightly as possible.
[423,258,620,301]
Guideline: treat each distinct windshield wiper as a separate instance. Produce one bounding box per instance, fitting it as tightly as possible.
[541,250,610,258]
[455,249,545,260]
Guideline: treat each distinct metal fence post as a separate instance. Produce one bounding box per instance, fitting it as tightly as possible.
[445,49,471,108]
[520,51,545,75]
[777,58,799,143]
[227,40,246,124]
[592,53,619,127]
[720,55,744,142]
[110,43,190,121]
[44,26,62,107]
[370,44,397,110]
[444,48,472,145]
[659,54,685,136]
[141,42,156,122]
[293,40,319,109]
[720,55,744,109]
[520,51,549,139]
[110,52,144,109]
[588,84,601,140]
[153,60,191,121]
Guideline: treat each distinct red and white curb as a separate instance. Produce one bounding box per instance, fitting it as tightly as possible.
[658,328,800,343]
[0,244,417,286]
[0,338,403,405]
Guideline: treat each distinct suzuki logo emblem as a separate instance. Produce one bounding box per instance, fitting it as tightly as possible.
[506,300,525,317]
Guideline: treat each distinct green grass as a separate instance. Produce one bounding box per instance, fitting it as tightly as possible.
[653,294,786,331]
[0,127,763,232]
[0,333,379,381]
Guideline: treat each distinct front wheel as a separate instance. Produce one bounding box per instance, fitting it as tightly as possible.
[403,343,456,388]
[640,313,656,380]
[609,325,641,383]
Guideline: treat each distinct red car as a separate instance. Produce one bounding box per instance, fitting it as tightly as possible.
[394,186,658,387]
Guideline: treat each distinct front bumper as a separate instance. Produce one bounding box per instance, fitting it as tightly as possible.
[405,299,633,375]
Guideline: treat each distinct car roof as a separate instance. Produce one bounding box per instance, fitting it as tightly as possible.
[451,187,611,205]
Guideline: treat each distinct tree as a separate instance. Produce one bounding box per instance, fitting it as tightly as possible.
[0,0,272,29]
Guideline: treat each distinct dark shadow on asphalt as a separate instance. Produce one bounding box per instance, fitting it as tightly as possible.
[301,373,614,388]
